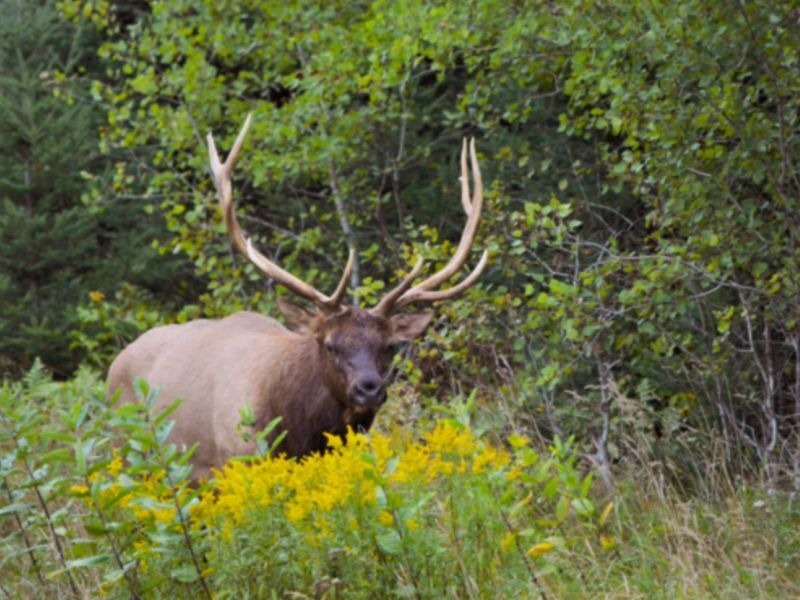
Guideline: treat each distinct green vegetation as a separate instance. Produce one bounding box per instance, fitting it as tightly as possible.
[2,370,798,598]
[1,0,799,597]
[0,0,187,377]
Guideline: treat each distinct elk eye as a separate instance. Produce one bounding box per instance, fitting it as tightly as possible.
[324,341,336,355]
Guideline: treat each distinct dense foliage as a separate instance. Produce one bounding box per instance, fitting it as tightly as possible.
[0,0,185,377]
[3,370,797,597]
[0,370,598,597]
[1,0,799,596]
[53,0,800,479]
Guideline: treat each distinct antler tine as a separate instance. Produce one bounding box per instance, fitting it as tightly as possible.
[460,137,472,214]
[414,137,483,293]
[371,256,425,317]
[327,248,356,307]
[371,137,487,316]
[207,114,351,313]
[394,249,488,309]
[208,114,253,260]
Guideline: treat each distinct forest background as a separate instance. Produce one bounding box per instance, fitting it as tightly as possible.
[1,0,799,597]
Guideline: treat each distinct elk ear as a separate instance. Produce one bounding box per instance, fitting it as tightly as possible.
[389,312,434,342]
[277,297,321,333]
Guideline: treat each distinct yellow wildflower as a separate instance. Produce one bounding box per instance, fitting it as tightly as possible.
[69,484,89,497]
[508,433,530,448]
[527,541,555,557]
[507,467,522,481]
[391,444,429,484]
[391,425,475,485]
[432,458,455,478]
[324,431,345,450]
[194,419,527,550]
[108,448,124,478]
[133,539,151,573]
[600,534,616,551]
[424,421,475,457]
[367,431,393,472]
[500,532,516,552]
[88,290,105,303]
[472,444,509,474]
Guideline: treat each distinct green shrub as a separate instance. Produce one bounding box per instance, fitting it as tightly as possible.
[1,366,607,598]
[3,365,799,598]
[194,422,602,598]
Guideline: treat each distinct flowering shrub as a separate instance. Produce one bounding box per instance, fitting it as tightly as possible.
[5,369,796,598]
[1,368,607,597]
[0,372,211,598]
[194,421,604,597]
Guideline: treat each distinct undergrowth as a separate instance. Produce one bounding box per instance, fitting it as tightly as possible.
[1,365,797,598]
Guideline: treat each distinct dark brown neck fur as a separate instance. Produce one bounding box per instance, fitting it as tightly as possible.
[253,336,373,456]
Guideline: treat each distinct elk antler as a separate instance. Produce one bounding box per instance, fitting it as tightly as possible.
[207,114,354,314]
[372,138,489,317]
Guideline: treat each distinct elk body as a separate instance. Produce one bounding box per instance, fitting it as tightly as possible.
[108,115,487,481]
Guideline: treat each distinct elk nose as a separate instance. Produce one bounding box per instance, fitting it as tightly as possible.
[354,377,386,407]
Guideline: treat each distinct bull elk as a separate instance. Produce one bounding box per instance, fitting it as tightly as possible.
[108,115,488,481]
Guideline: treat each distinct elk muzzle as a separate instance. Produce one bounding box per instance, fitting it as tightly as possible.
[349,373,387,410]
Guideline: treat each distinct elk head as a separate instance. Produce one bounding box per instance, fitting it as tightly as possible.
[207,114,487,420]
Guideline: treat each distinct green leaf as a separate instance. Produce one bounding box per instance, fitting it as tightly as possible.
[571,498,595,517]
[0,503,29,516]
[50,554,111,575]
[154,398,184,426]
[377,530,402,555]
[555,496,570,522]
[171,564,200,583]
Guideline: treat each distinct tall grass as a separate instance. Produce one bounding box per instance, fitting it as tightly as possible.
[1,365,797,598]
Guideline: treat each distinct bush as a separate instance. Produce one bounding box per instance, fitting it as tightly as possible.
[195,422,602,597]
[1,365,606,598]
[3,365,799,598]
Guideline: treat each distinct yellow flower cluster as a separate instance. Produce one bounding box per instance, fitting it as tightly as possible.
[108,448,124,477]
[194,428,393,537]
[195,421,510,538]
[69,449,185,526]
[390,420,507,483]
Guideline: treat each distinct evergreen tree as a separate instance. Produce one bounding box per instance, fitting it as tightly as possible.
[0,0,184,377]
